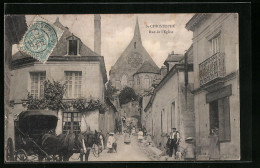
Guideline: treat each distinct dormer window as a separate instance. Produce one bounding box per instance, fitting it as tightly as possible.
[67,35,80,56]
[69,40,78,55]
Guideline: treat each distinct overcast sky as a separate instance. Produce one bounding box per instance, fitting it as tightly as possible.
[13,14,194,76]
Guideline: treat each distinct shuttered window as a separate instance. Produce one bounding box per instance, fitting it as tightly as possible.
[65,71,82,98]
[30,72,46,98]
[218,97,231,142]
[211,35,221,55]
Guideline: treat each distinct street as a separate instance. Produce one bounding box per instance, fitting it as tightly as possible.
[69,134,152,162]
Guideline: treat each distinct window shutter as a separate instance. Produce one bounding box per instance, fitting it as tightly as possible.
[218,97,231,142]
[223,97,231,141]
[218,98,225,141]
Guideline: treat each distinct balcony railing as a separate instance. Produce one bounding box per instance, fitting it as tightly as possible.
[199,52,225,86]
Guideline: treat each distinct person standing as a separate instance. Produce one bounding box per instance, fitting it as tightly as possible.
[142,126,147,137]
[122,116,126,127]
[137,129,144,143]
[131,126,136,135]
[168,128,180,158]
[99,130,104,151]
[107,132,116,153]
[124,130,131,144]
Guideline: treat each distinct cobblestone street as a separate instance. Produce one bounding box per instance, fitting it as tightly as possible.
[69,134,159,162]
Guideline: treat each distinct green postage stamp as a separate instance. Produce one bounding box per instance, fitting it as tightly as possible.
[18,15,63,63]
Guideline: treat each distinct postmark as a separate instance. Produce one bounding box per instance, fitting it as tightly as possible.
[18,16,63,63]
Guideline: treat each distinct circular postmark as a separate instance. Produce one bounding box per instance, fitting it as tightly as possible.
[24,21,57,54]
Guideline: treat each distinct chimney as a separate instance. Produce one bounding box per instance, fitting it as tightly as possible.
[94,14,101,55]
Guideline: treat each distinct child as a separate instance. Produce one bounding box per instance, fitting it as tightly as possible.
[107,132,116,153]
[146,132,152,145]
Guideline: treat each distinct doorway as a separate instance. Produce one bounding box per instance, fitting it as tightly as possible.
[209,100,220,159]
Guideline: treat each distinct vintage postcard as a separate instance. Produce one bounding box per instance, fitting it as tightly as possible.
[4,13,240,162]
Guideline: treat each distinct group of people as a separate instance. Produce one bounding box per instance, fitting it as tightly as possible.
[123,125,152,145]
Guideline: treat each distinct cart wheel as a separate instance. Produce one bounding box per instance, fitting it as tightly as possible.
[6,138,14,161]
[92,144,100,157]
[15,149,28,161]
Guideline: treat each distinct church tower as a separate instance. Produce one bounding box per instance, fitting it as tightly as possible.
[109,16,159,93]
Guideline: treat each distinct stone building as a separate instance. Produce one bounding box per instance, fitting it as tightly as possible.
[4,15,27,151]
[8,15,116,136]
[109,18,160,95]
[142,47,194,152]
[186,13,240,160]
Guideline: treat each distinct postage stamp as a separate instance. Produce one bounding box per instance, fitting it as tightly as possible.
[18,15,63,63]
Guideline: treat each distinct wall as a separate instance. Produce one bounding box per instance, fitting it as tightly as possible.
[151,70,179,148]
[133,73,159,95]
[99,107,116,136]
[9,60,105,137]
[192,13,240,160]
[10,61,104,101]
[141,95,152,125]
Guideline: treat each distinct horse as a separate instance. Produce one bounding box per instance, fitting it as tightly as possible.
[40,132,76,161]
[39,129,101,162]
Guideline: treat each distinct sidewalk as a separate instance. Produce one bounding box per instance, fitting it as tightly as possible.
[138,138,181,161]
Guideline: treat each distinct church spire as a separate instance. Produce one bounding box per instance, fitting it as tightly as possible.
[133,16,142,44]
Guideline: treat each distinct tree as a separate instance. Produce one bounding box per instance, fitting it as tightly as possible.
[105,81,118,101]
[118,86,137,105]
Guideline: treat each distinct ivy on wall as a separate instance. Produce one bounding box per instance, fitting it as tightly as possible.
[27,80,106,113]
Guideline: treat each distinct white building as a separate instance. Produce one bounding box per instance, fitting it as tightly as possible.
[186,13,240,160]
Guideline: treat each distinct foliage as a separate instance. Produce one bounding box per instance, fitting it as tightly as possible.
[118,86,137,105]
[43,80,66,111]
[105,81,118,101]
[27,80,66,111]
[72,98,106,113]
[27,94,47,110]
[27,80,106,113]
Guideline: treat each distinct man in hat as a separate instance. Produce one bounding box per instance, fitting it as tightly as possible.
[107,132,116,153]
[168,128,180,158]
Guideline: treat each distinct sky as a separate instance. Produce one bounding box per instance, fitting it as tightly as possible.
[12,14,194,77]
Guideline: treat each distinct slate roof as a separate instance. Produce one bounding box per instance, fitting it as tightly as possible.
[134,61,160,75]
[164,53,184,63]
[12,18,99,61]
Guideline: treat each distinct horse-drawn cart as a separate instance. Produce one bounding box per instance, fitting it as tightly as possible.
[6,110,103,162]
[6,110,58,162]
